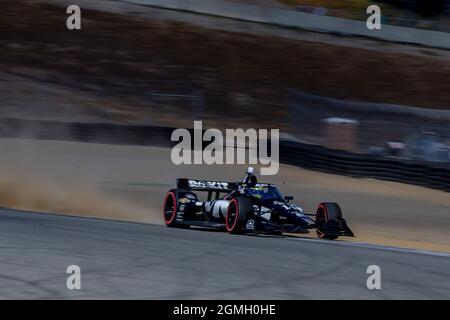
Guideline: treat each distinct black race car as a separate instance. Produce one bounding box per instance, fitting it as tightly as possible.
[163,178,354,240]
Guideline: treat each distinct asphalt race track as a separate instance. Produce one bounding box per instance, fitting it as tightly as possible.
[0,209,449,299]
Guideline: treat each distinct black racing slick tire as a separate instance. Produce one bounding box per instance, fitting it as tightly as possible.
[163,189,192,228]
[226,196,252,234]
[315,202,342,240]
[163,190,178,227]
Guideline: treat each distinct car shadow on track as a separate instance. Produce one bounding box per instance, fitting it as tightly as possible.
[183,225,317,240]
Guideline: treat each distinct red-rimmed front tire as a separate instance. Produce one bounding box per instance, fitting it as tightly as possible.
[315,202,342,240]
[226,196,252,234]
[163,190,178,227]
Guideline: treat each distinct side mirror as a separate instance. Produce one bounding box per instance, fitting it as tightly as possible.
[285,196,293,202]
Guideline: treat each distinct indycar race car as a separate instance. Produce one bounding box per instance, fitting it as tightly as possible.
[163,178,354,240]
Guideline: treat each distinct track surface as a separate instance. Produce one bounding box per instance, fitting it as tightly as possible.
[0,209,449,299]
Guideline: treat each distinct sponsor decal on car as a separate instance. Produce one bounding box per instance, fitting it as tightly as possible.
[188,180,229,190]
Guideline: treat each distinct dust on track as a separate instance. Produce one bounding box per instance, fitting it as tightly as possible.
[0,138,449,252]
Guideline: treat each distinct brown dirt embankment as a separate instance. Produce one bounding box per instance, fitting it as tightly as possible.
[2,0,450,115]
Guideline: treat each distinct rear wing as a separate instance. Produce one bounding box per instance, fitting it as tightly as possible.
[177,178,238,192]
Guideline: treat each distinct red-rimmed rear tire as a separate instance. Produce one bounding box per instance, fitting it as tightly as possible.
[226,196,252,234]
[163,190,178,227]
[315,202,342,240]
